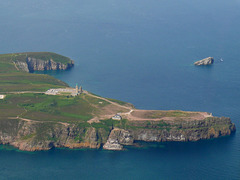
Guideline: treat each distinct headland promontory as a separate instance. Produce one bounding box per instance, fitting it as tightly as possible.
[0,52,235,151]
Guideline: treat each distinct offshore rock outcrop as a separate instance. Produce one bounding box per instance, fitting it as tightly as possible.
[0,117,236,151]
[15,57,74,72]
[194,57,214,66]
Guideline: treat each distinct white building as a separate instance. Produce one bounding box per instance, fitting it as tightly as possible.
[0,95,6,99]
[112,114,122,120]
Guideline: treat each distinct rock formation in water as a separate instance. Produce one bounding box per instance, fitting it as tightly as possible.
[0,117,235,151]
[194,57,214,66]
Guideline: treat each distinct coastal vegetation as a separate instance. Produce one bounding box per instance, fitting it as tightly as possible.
[0,52,69,92]
[0,52,72,65]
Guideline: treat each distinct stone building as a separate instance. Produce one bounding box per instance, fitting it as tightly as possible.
[45,84,83,96]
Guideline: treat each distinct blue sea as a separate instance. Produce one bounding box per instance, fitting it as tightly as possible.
[0,0,240,179]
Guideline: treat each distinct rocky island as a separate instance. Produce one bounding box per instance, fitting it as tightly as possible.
[0,52,236,151]
[194,57,214,66]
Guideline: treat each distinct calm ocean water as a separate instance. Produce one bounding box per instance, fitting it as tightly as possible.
[0,0,240,179]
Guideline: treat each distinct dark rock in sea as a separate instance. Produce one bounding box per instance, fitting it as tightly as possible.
[194,57,214,66]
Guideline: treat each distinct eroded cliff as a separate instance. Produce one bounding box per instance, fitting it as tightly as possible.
[15,58,74,72]
[0,119,106,151]
[26,57,74,72]
[0,117,235,151]
[12,52,74,72]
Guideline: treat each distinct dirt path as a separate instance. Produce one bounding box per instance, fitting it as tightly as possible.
[84,91,135,123]
[17,117,70,126]
[6,90,212,124]
[84,91,213,122]
[8,116,70,127]
[2,91,45,94]
[84,91,132,110]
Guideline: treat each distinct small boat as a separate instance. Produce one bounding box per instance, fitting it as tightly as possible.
[220,58,224,62]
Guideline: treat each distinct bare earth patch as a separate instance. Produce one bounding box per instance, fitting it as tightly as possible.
[85,91,213,123]
[126,110,212,121]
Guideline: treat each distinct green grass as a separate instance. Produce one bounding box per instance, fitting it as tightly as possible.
[83,119,129,132]
[21,134,36,140]
[115,119,172,130]
[84,94,110,107]
[0,51,185,132]
[1,93,113,123]
[60,112,92,121]
[0,73,68,92]
[146,110,197,119]
[157,120,170,127]
[106,98,128,105]
[0,52,70,92]
[106,98,134,108]
[17,94,94,122]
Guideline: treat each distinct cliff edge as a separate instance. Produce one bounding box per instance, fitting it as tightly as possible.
[0,117,235,151]
[12,52,74,72]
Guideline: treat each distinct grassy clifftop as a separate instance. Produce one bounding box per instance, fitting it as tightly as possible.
[0,93,110,123]
[0,52,69,92]
[0,52,72,65]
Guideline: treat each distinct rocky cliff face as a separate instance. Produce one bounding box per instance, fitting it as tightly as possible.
[103,128,134,150]
[129,117,235,141]
[0,117,235,151]
[14,61,29,72]
[0,119,104,151]
[15,57,74,72]
[194,57,214,66]
[103,117,236,150]
[26,57,74,72]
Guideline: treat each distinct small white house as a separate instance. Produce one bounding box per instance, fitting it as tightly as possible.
[112,114,122,120]
[0,95,6,99]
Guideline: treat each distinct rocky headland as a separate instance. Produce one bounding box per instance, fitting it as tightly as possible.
[194,57,214,66]
[0,52,236,151]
